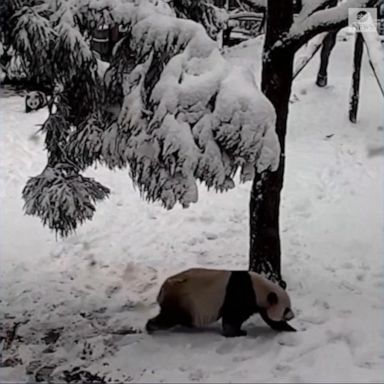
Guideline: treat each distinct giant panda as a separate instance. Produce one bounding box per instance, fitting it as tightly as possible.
[146,268,296,337]
[25,91,47,113]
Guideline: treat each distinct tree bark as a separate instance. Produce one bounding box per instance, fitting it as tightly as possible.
[249,0,295,288]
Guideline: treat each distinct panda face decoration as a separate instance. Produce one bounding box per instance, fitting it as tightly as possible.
[146,268,296,337]
[25,91,47,113]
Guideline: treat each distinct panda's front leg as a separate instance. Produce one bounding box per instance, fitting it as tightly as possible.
[221,320,247,337]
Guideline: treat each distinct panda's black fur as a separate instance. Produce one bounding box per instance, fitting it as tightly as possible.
[146,268,296,337]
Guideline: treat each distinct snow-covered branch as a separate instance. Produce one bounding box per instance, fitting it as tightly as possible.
[96,6,279,209]
[21,0,280,235]
[22,165,110,237]
[288,0,379,49]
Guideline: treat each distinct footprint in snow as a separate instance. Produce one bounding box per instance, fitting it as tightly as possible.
[188,369,205,382]
[229,213,244,224]
[199,216,215,224]
[355,273,365,282]
[340,261,354,270]
[338,309,352,318]
[338,281,362,295]
[277,333,302,347]
[105,284,121,299]
[232,355,251,362]
[186,237,200,246]
[274,363,293,374]
[215,340,236,355]
[313,299,330,310]
[203,232,218,240]
[300,314,328,325]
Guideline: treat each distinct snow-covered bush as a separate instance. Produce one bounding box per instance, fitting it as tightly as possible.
[20,0,279,236]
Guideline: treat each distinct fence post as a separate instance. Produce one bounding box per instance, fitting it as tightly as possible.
[349,31,364,124]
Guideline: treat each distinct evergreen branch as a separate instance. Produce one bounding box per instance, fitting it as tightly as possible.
[67,115,104,169]
[22,165,110,237]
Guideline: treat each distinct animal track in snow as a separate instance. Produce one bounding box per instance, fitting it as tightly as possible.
[277,333,302,347]
[300,315,328,325]
[274,363,293,374]
[232,355,251,362]
[215,340,236,355]
[202,232,218,240]
[338,281,362,295]
[229,213,245,224]
[188,369,205,381]
[338,309,353,318]
[340,262,354,270]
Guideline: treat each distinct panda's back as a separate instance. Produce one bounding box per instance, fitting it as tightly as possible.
[158,268,232,327]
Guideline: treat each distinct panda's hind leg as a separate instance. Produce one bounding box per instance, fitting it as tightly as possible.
[145,312,175,333]
[146,305,192,334]
[145,313,172,333]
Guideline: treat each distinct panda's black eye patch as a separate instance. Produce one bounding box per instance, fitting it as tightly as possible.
[267,292,278,305]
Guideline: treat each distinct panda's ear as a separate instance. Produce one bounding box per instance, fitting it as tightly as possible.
[267,292,278,305]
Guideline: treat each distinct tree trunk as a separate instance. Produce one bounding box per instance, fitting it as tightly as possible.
[249,0,295,288]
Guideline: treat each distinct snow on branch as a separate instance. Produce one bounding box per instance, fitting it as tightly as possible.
[12,6,56,75]
[67,115,105,169]
[21,0,279,235]
[22,165,110,237]
[77,0,279,210]
[54,22,95,74]
[288,0,379,48]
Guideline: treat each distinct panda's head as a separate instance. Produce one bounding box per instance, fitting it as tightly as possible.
[25,91,43,113]
[264,289,295,322]
[250,272,295,323]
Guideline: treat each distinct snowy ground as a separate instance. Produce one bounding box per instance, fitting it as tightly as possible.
[1,34,384,383]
